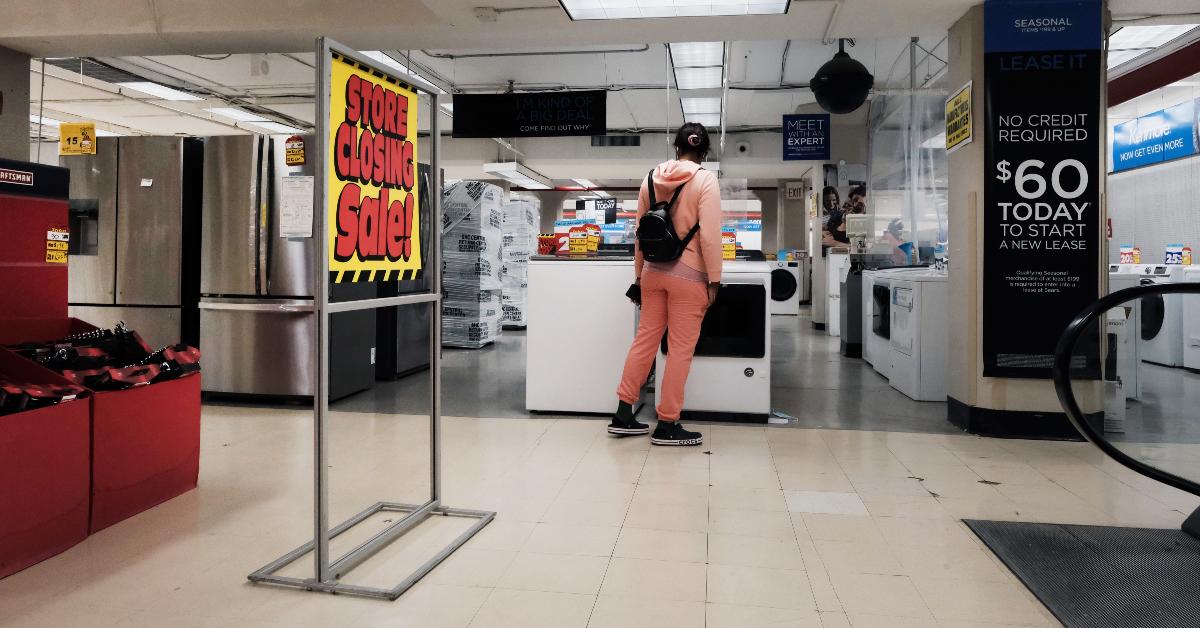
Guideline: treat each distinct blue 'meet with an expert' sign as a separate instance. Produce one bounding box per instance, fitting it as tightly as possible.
[782,114,830,161]
[1112,99,1198,173]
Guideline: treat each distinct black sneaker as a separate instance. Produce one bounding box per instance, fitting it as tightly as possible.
[650,421,703,446]
[608,401,650,436]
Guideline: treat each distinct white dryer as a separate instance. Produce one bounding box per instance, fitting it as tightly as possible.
[1108,267,1144,400]
[1183,267,1200,371]
[657,261,772,419]
[1131,264,1187,368]
[888,271,948,402]
[770,261,802,316]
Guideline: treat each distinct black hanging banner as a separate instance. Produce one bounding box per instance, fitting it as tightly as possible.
[982,0,1103,379]
[452,90,607,138]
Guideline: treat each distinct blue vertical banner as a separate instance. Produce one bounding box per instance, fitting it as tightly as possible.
[982,0,1103,379]
[782,114,831,160]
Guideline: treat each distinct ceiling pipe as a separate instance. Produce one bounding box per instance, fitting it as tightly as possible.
[822,0,844,45]
[421,45,651,59]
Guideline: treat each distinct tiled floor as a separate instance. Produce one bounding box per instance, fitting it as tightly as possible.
[3,405,1196,627]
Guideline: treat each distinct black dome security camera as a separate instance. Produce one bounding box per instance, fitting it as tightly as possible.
[810,39,874,115]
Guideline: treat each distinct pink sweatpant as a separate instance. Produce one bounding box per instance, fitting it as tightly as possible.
[616,270,709,421]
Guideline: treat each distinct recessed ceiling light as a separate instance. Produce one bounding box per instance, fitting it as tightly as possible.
[206,107,269,122]
[686,113,722,128]
[670,42,724,67]
[117,81,203,101]
[681,97,722,115]
[248,121,307,134]
[29,114,62,127]
[674,66,723,90]
[560,0,790,20]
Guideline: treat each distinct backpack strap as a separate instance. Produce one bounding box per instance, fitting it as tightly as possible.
[644,169,689,209]
[678,222,701,251]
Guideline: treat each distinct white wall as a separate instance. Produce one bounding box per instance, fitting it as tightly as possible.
[1108,154,1200,264]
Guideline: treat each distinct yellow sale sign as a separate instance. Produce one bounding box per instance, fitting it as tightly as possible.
[327,51,422,282]
[59,122,97,156]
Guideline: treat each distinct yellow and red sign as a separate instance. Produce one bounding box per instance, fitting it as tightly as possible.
[721,231,737,260]
[327,52,422,282]
[59,122,97,156]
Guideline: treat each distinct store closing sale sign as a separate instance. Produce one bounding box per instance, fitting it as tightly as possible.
[327,51,422,283]
[983,0,1101,378]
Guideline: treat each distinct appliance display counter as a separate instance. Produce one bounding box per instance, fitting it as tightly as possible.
[526,258,637,414]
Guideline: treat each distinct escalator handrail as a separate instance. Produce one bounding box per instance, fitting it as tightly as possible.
[1053,282,1200,498]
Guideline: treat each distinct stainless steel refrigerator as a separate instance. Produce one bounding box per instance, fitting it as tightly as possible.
[64,136,203,349]
[199,134,375,400]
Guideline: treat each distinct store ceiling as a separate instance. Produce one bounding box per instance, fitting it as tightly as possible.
[2,0,1190,58]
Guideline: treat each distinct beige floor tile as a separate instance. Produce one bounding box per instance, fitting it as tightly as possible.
[859,494,948,519]
[541,498,630,528]
[521,523,620,557]
[892,544,1013,582]
[632,481,710,507]
[428,548,519,587]
[709,486,789,511]
[623,501,709,533]
[356,583,492,628]
[705,603,823,628]
[814,539,904,575]
[496,552,609,595]
[710,508,798,539]
[819,611,852,628]
[874,516,982,550]
[556,479,636,503]
[827,572,933,620]
[600,557,707,602]
[801,513,887,544]
[785,491,869,516]
[913,576,1057,626]
[587,595,705,628]
[779,471,857,493]
[846,612,936,628]
[465,520,537,552]
[613,526,708,563]
[707,564,815,610]
[708,533,805,570]
[468,589,594,628]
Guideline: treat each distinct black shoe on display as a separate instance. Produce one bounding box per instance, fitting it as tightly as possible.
[608,401,650,436]
[650,420,703,446]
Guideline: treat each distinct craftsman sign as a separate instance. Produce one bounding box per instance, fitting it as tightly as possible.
[782,114,830,161]
[326,51,423,282]
[944,82,972,153]
[983,0,1102,378]
[452,91,606,138]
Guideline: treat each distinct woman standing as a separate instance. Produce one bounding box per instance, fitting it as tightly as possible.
[608,123,722,446]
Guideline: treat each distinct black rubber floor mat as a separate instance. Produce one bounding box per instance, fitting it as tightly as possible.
[965,519,1200,628]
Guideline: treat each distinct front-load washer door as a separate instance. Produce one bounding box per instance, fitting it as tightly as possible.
[771,268,798,302]
[1140,291,1165,342]
[872,283,891,339]
[662,283,766,358]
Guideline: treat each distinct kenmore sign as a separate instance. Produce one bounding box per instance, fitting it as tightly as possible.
[1112,98,1199,173]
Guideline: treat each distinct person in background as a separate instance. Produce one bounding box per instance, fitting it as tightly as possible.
[608,122,722,446]
[823,185,866,248]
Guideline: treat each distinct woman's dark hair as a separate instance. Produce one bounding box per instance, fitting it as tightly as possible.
[673,123,711,159]
[822,186,841,211]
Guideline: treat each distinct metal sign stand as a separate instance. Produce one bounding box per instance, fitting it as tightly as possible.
[248,37,494,601]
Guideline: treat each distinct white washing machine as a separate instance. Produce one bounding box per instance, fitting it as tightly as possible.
[863,267,929,379]
[770,261,802,316]
[1183,267,1200,371]
[656,261,772,419]
[1108,266,1144,400]
[1130,264,1187,368]
[888,271,948,402]
[826,253,851,337]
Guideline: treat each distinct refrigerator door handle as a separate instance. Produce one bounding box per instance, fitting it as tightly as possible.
[199,301,315,313]
[257,136,271,296]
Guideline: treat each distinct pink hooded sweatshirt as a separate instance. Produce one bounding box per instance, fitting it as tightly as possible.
[634,160,723,283]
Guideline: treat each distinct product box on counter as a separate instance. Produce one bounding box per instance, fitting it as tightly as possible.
[0,348,90,579]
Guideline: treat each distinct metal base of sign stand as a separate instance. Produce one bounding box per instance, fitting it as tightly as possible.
[248,500,494,600]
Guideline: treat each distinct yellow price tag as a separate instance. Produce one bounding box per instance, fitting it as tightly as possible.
[46,250,68,264]
[59,123,97,156]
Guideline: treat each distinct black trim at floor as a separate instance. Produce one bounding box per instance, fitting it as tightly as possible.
[947,396,1101,440]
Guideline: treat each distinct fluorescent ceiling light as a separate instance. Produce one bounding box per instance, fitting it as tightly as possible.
[117,81,202,101]
[206,107,268,122]
[359,50,448,95]
[484,161,553,190]
[670,42,724,67]
[574,178,598,188]
[1108,24,1198,69]
[440,103,454,115]
[674,66,723,90]
[686,113,722,127]
[247,121,307,134]
[29,114,62,127]
[681,97,721,115]
[561,0,790,20]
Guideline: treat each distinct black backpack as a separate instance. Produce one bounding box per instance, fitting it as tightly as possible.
[636,169,700,262]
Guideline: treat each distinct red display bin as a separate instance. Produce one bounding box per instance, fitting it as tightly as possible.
[89,374,201,533]
[0,349,90,579]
